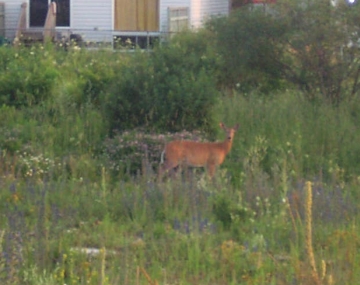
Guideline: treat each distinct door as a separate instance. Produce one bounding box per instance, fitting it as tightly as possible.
[114,0,159,31]
[30,0,70,27]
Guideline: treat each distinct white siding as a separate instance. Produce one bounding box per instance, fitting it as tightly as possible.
[3,0,114,42]
[191,0,229,28]
[71,0,113,42]
[3,0,229,42]
[3,0,24,39]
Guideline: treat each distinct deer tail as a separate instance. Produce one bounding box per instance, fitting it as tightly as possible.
[160,150,166,164]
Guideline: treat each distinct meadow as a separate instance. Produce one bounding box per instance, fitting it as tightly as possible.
[1,5,360,283]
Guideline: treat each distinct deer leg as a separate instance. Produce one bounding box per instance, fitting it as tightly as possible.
[207,163,216,178]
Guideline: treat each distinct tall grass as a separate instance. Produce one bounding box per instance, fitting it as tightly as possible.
[220,91,360,183]
[0,45,360,284]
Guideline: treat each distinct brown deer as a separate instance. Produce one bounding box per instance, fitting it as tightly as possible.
[160,122,239,177]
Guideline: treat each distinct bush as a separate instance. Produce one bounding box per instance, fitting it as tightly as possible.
[58,49,124,108]
[0,45,59,107]
[104,31,219,135]
[100,128,205,176]
[206,8,287,93]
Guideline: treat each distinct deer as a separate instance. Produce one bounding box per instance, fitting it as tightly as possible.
[159,122,239,178]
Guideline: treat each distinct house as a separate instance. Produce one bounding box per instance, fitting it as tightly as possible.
[231,0,276,9]
[0,0,230,46]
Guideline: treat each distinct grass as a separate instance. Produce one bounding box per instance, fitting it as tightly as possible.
[0,45,360,285]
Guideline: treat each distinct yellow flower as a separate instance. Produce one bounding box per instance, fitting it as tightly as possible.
[221,240,243,262]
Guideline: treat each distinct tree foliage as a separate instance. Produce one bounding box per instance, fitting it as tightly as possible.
[278,0,360,102]
[207,0,360,102]
[206,8,287,93]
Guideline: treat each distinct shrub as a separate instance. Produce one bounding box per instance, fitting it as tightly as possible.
[0,45,59,107]
[205,8,287,93]
[48,48,128,112]
[61,50,124,108]
[100,128,205,176]
[104,31,219,135]
[0,126,23,154]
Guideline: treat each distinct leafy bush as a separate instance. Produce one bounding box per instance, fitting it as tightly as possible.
[59,49,124,108]
[41,48,128,116]
[100,128,205,176]
[206,8,287,93]
[104,31,219,135]
[0,126,23,154]
[0,46,59,107]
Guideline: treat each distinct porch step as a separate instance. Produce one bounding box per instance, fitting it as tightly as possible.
[20,31,44,45]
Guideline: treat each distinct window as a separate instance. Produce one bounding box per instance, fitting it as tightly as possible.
[168,7,189,36]
[30,0,70,27]
[0,3,4,37]
[54,0,70,27]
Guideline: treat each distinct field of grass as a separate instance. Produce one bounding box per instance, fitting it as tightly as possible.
[1,42,360,285]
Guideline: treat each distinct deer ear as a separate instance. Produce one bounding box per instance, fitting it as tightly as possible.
[219,122,225,129]
[234,124,239,130]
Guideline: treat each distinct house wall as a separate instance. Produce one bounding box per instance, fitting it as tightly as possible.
[3,0,24,40]
[71,0,113,42]
[2,0,113,42]
[3,0,229,42]
[191,0,229,29]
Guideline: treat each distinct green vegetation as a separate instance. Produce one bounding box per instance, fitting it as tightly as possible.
[1,1,360,284]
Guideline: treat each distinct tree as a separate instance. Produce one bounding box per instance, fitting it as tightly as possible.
[277,0,360,102]
[206,7,287,93]
[207,0,360,102]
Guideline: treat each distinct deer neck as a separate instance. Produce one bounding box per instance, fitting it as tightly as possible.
[221,139,233,154]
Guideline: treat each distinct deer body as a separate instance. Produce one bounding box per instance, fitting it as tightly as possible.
[160,123,239,177]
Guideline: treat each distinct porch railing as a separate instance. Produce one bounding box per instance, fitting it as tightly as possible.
[43,1,57,42]
[14,2,57,45]
[14,2,27,45]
